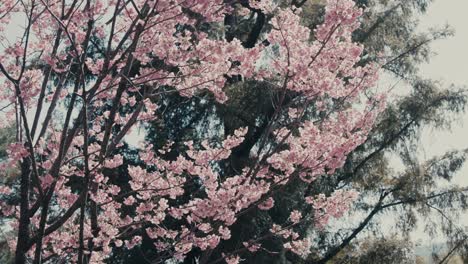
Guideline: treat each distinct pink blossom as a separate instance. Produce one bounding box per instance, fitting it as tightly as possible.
[225,255,241,264]
[104,154,124,169]
[243,241,261,252]
[289,210,302,224]
[258,197,275,210]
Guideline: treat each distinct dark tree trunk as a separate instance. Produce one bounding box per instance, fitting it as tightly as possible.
[15,159,31,264]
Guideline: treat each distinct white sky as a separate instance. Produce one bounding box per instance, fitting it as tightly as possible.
[327,0,468,252]
[417,0,468,187]
[375,0,468,249]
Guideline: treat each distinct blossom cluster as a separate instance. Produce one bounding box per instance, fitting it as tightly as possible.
[0,0,384,263]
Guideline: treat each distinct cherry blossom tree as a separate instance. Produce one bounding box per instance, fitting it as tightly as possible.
[0,0,385,263]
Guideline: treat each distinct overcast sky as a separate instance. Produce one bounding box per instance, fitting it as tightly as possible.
[333,0,468,248]
[417,0,468,186]
[379,0,468,245]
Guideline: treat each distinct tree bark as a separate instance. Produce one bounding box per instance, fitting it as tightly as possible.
[15,159,31,264]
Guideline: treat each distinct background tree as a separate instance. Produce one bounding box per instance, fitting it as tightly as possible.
[327,237,417,264]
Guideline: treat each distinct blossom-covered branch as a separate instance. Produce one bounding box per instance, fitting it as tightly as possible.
[0,0,385,263]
